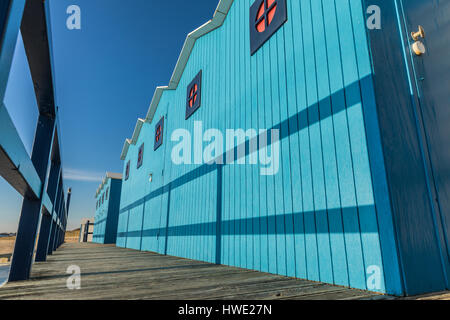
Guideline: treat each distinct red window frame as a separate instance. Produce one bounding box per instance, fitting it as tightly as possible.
[137,143,144,169]
[250,0,287,55]
[125,160,130,181]
[154,117,164,151]
[185,71,202,120]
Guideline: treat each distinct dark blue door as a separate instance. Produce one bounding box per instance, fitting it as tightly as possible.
[400,0,450,287]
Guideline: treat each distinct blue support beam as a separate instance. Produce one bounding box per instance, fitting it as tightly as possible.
[51,188,63,252]
[61,189,72,245]
[0,105,43,199]
[58,189,71,247]
[42,192,53,214]
[20,0,56,117]
[0,0,26,101]
[35,159,60,261]
[47,221,56,255]
[41,160,60,256]
[35,209,52,262]
[47,178,61,255]
[51,174,64,253]
[8,114,55,281]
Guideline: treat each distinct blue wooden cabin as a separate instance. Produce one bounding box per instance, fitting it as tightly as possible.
[115,0,450,296]
[93,173,123,244]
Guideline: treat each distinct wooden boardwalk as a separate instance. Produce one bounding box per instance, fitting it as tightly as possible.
[0,243,385,300]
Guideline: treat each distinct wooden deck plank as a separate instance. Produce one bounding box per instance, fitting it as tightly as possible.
[0,243,385,300]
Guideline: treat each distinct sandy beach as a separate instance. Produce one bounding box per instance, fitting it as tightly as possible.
[0,230,79,263]
[0,237,15,256]
[64,229,80,243]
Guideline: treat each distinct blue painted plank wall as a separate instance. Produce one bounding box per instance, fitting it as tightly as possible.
[359,0,450,295]
[118,0,394,294]
[93,177,122,244]
[93,179,111,244]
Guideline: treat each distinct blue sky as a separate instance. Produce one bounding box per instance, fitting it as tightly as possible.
[0,0,219,232]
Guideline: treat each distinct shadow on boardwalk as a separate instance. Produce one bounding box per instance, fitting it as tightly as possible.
[0,243,386,300]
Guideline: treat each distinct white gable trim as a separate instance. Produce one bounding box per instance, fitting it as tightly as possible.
[121,0,234,160]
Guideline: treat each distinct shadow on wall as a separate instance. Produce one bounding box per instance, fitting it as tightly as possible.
[117,75,378,261]
[116,71,388,294]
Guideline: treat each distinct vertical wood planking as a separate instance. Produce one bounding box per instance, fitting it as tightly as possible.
[117,0,387,293]
[230,4,239,268]
[249,0,261,272]
[163,94,174,256]
[167,93,175,257]
[206,31,214,264]
[299,0,320,282]
[177,72,184,259]
[263,40,277,275]
[193,38,201,262]
[205,32,213,263]
[218,21,226,265]
[212,26,220,264]
[244,0,254,271]
[158,102,169,254]
[161,101,171,255]
[204,32,210,263]
[334,0,368,290]
[223,13,231,267]
[288,0,307,280]
[271,27,287,276]
[140,124,151,252]
[348,0,384,292]
[277,25,295,278]
[183,65,190,259]
[226,7,233,266]
[174,69,183,259]
[313,1,339,282]
[191,45,200,261]
[127,163,142,250]
[321,0,350,287]
[257,34,269,273]
[201,31,208,262]
[239,0,248,270]
[233,0,242,268]
[311,0,337,285]
[185,54,192,260]
[234,0,241,268]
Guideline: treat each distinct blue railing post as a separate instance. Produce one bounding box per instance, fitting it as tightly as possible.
[35,160,60,261]
[47,221,56,255]
[52,190,63,251]
[61,188,72,245]
[35,209,52,262]
[48,177,62,255]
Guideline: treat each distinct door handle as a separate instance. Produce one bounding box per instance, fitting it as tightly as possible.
[411,25,425,41]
